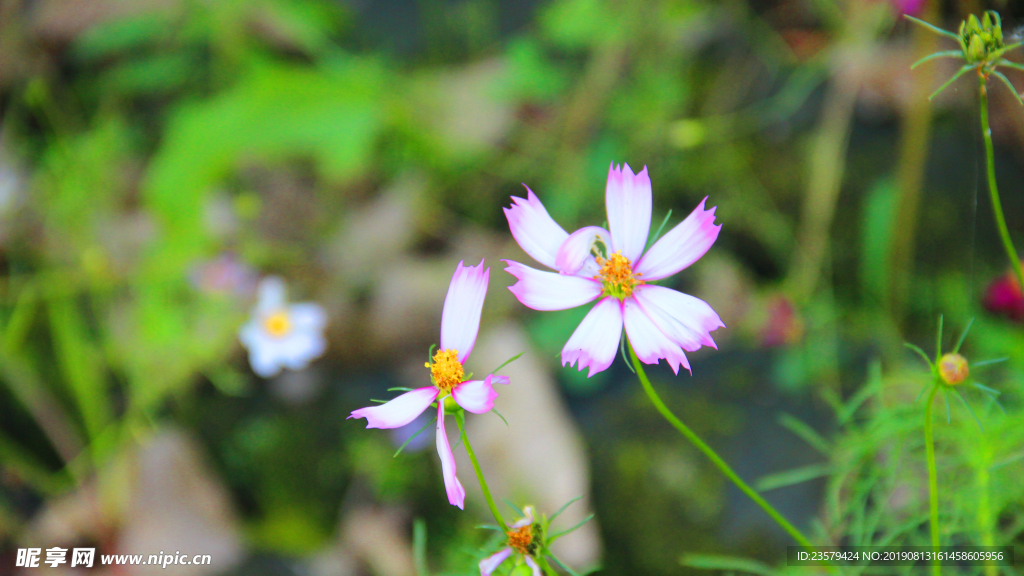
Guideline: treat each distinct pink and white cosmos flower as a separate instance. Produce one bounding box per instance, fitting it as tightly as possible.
[479,506,541,576]
[504,163,724,376]
[348,260,507,509]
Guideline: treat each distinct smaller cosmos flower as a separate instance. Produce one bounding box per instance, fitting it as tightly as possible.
[503,163,724,376]
[349,260,507,509]
[479,506,541,576]
[239,277,328,378]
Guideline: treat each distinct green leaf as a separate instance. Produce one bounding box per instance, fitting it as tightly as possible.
[503,499,525,518]
[388,387,415,392]
[413,518,428,576]
[991,71,1023,106]
[971,357,1008,368]
[928,65,975,101]
[904,342,933,369]
[489,351,524,375]
[548,513,594,543]
[903,15,961,40]
[935,314,944,359]
[546,553,581,576]
[756,464,832,491]
[953,317,974,353]
[951,388,982,431]
[549,495,583,524]
[911,50,964,69]
[394,417,436,458]
[491,408,510,427]
[680,554,783,576]
[776,413,830,454]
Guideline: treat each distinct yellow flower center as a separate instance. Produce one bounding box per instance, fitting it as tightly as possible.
[595,251,643,299]
[506,524,533,555]
[263,311,292,338]
[425,349,464,394]
[938,353,969,385]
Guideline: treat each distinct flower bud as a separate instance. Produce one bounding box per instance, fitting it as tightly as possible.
[938,353,969,385]
[959,11,1006,64]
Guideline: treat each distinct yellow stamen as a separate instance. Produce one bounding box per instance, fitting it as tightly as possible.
[426,349,464,393]
[595,250,643,299]
[263,311,291,338]
[506,525,533,555]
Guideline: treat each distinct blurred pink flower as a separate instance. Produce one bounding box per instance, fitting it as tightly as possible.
[348,260,508,509]
[479,506,541,576]
[983,270,1024,322]
[760,294,804,347]
[504,163,725,376]
[890,0,925,17]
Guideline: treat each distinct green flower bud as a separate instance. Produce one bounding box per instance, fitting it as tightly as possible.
[968,35,986,62]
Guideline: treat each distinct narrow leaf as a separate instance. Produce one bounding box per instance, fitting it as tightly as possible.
[388,387,414,392]
[548,513,594,543]
[971,357,1008,368]
[680,554,783,576]
[943,389,951,424]
[972,382,1001,396]
[620,333,635,373]
[755,464,832,491]
[953,317,974,353]
[776,413,829,454]
[646,209,673,251]
[394,417,436,458]
[413,518,428,576]
[911,50,964,69]
[491,408,510,427]
[952,388,983,431]
[904,342,933,368]
[992,71,1024,106]
[503,499,525,518]
[936,314,944,359]
[489,351,524,375]
[904,15,961,40]
[998,59,1024,72]
[549,495,583,524]
[928,65,974,101]
[475,524,504,531]
[546,553,581,576]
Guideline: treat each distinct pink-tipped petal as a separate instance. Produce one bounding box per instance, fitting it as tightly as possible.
[556,226,610,276]
[490,374,510,385]
[606,163,652,263]
[632,285,724,352]
[504,186,569,270]
[479,548,513,576]
[622,297,690,375]
[510,505,535,528]
[562,297,624,377]
[524,556,542,576]
[635,197,721,281]
[436,402,466,509]
[504,260,602,311]
[441,259,490,363]
[348,387,438,429]
[453,374,500,414]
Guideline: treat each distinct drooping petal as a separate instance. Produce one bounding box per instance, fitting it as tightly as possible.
[440,260,490,363]
[562,297,624,377]
[504,261,602,311]
[556,226,610,277]
[606,163,652,263]
[632,285,724,352]
[436,402,466,509]
[635,197,720,281]
[289,303,328,329]
[524,556,542,576]
[255,276,288,314]
[479,548,513,576]
[453,374,500,414]
[504,186,569,270]
[348,387,438,429]
[622,297,690,375]
[510,505,535,528]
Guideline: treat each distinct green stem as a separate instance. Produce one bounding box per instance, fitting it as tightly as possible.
[627,343,821,554]
[924,384,941,576]
[979,77,1024,292]
[455,412,507,532]
[977,452,997,576]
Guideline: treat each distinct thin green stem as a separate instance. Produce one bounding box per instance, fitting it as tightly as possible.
[627,343,823,555]
[979,77,1024,292]
[924,384,941,576]
[455,412,507,532]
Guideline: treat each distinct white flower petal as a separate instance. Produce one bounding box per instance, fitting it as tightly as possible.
[561,297,624,377]
[606,163,652,263]
[635,197,720,281]
[632,285,723,352]
[289,303,327,330]
[622,297,690,375]
[440,260,490,363]
[479,548,513,576]
[504,261,602,311]
[504,186,569,270]
[277,330,327,370]
[256,276,287,314]
[348,387,439,429]
[452,375,499,414]
[556,226,610,277]
[436,402,466,509]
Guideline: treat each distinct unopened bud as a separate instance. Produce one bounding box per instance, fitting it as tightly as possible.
[938,353,969,385]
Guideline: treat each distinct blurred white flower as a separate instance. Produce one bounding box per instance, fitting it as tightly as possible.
[239,277,327,378]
